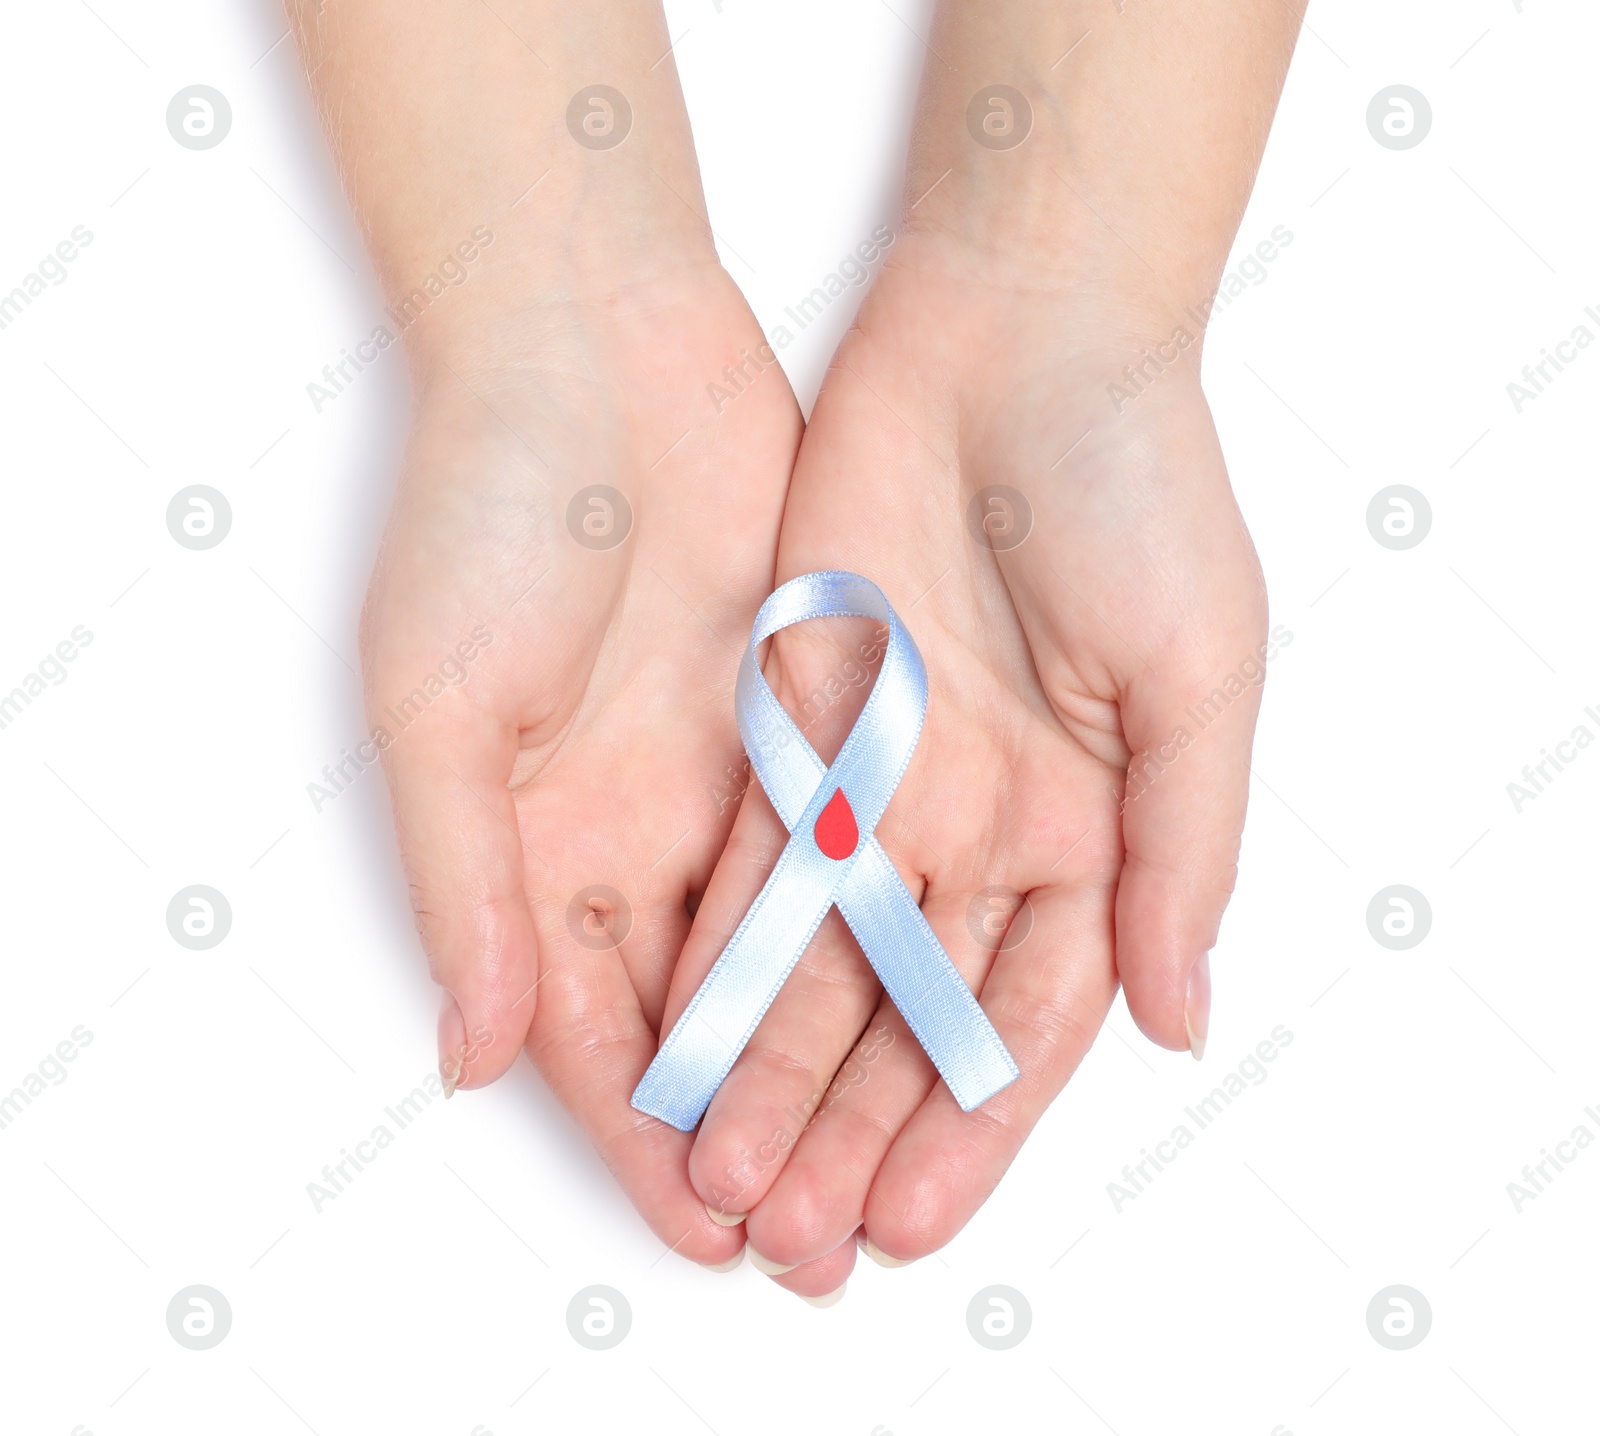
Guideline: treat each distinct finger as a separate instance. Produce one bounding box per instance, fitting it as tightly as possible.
[686,902,880,1225]
[1115,624,1269,1057]
[864,881,1117,1260]
[524,911,745,1268]
[660,774,882,1223]
[369,663,540,1095]
[749,1230,856,1305]
[743,1001,929,1266]
[744,885,1001,1268]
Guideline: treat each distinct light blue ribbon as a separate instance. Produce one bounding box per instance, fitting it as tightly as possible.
[632,570,1019,1132]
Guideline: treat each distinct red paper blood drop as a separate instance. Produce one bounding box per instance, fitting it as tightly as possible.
[814,788,859,861]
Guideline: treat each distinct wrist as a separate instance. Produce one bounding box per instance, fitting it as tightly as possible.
[897,4,1281,331]
[887,220,1201,365]
[391,206,723,395]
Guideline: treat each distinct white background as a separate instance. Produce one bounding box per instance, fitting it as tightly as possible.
[2,1,1596,1433]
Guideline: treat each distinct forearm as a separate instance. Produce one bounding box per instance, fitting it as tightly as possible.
[285,0,717,368]
[905,0,1305,318]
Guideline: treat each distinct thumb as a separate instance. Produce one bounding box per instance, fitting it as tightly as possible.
[1114,629,1271,1058]
[372,680,539,1094]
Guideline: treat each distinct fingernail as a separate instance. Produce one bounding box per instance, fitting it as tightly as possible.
[801,1281,847,1308]
[705,1203,747,1227]
[1185,952,1211,1062]
[439,991,467,1097]
[703,1247,745,1273]
[748,1247,797,1276]
[857,1233,913,1268]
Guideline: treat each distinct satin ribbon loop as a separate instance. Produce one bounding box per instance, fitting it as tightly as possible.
[632,571,1019,1132]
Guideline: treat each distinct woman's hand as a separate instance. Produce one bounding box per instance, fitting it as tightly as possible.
[288,0,804,1264]
[362,257,800,1266]
[652,0,1301,1302]
[662,231,1268,1295]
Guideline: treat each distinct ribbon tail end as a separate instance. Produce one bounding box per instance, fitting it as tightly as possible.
[946,1043,1022,1114]
[629,1069,707,1133]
